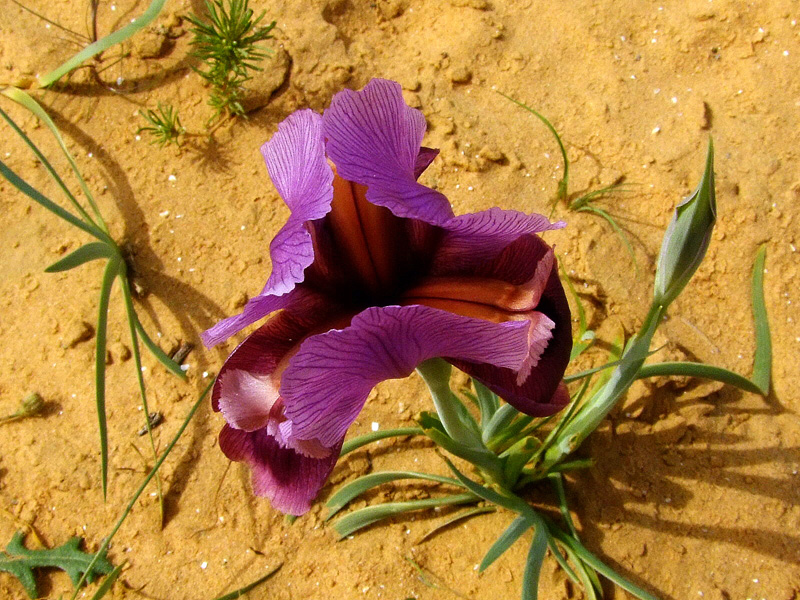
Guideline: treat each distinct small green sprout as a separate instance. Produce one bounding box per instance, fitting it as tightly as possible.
[186,0,277,120]
[137,103,185,147]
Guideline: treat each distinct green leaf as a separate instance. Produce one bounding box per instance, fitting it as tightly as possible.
[339,427,423,457]
[327,471,463,519]
[751,244,771,395]
[2,88,109,232]
[89,561,125,600]
[38,0,169,87]
[132,315,187,379]
[95,257,121,499]
[636,362,762,395]
[473,379,499,426]
[0,158,102,241]
[332,493,477,539]
[479,515,532,572]
[576,204,639,276]
[521,522,548,600]
[417,506,495,544]
[45,242,114,273]
[211,563,282,600]
[0,531,113,599]
[482,403,519,444]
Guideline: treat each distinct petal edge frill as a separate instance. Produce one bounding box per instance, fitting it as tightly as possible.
[279,304,539,447]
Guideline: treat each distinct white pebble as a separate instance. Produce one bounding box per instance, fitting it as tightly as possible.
[371,422,380,431]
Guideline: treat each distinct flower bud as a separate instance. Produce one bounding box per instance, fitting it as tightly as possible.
[654,140,716,306]
[21,392,44,416]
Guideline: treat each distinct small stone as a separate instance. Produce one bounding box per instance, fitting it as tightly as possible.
[477,145,505,162]
[448,66,472,84]
[63,320,94,348]
[110,342,132,363]
[377,0,404,19]
[241,48,291,113]
[132,27,171,59]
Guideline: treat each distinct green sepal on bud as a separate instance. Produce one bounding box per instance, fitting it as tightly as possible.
[653,139,716,307]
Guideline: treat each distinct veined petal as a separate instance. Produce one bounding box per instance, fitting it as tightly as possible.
[219,425,341,516]
[279,305,537,447]
[414,147,439,179]
[323,79,455,225]
[260,109,334,297]
[203,110,334,348]
[432,207,564,274]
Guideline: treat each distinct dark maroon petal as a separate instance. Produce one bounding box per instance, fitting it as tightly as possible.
[450,254,573,416]
[219,425,341,516]
[322,79,455,225]
[210,288,338,412]
[279,305,544,447]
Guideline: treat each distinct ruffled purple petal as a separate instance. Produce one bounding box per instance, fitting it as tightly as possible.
[280,305,542,447]
[202,110,334,347]
[322,79,454,225]
[219,425,341,516]
[432,208,564,274]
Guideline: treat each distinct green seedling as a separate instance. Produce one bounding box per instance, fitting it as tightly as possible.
[0,531,114,599]
[186,0,277,120]
[0,88,185,513]
[138,102,185,147]
[499,91,638,271]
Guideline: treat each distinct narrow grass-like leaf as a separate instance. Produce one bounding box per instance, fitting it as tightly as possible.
[38,0,169,87]
[0,159,102,240]
[88,560,125,600]
[417,505,495,544]
[499,92,568,205]
[0,104,101,232]
[340,427,423,457]
[45,242,114,273]
[327,471,464,519]
[548,473,578,539]
[119,275,164,523]
[132,315,186,379]
[545,539,581,587]
[333,493,477,539]
[569,182,635,211]
[636,362,762,395]
[70,379,214,600]
[2,88,107,229]
[479,515,532,572]
[557,534,658,600]
[751,244,771,395]
[211,563,282,600]
[576,204,639,275]
[95,257,120,499]
[483,403,519,444]
[521,523,548,600]
[473,379,500,426]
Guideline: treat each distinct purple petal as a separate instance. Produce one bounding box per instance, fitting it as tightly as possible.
[279,305,539,447]
[260,109,334,295]
[202,292,292,348]
[203,110,334,347]
[323,79,454,224]
[219,425,341,516]
[432,208,565,274]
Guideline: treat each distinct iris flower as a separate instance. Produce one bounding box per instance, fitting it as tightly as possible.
[202,79,572,515]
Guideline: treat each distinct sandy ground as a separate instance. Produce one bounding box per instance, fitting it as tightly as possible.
[0,0,798,598]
